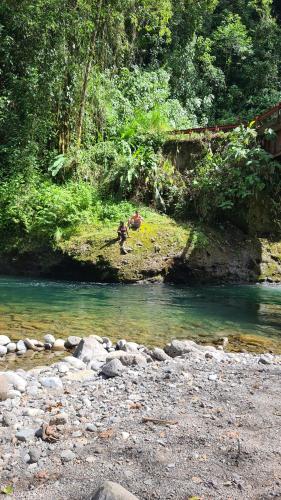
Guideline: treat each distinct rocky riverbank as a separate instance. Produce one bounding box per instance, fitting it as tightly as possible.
[0,336,281,499]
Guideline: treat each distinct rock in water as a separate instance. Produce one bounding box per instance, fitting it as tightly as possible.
[101,359,124,378]
[0,335,10,346]
[53,339,66,351]
[0,374,10,401]
[90,481,139,500]
[73,337,107,363]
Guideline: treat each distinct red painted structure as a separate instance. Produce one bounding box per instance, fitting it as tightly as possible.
[172,102,281,159]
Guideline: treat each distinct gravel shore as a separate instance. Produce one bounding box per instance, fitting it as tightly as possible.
[0,337,281,499]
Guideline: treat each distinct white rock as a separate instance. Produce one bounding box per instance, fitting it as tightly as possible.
[0,345,7,356]
[0,335,10,346]
[0,374,10,400]
[65,336,81,348]
[39,376,63,391]
[4,371,27,392]
[7,342,17,353]
[44,334,55,345]
[122,342,139,352]
[62,356,86,370]
[16,340,27,352]
[23,408,44,417]
[208,374,218,381]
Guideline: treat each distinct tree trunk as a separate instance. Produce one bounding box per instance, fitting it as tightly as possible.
[76,0,103,148]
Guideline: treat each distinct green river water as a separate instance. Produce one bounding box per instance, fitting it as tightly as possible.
[0,277,281,369]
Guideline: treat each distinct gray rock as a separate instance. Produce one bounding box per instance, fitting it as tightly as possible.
[28,447,41,464]
[116,339,127,350]
[44,334,55,345]
[0,376,10,402]
[151,347,170,361]
[101,359,124,378]
[89,360,103,371]
[61,450,76,463]
[6,342,17,353]
[122,342,139,352]
[106,351,147,367]
[90,481,139,500]
[65,336,81,348]
[23,408,44,417]
[63,356,86,370]
[24,338,41,351]
[16,429,35,442]
[39,376,63,391]
[0,335,10,346]
[0,345,7,356]
[73,337,107,363]
[2,412,16,426]
[7,389,22,398]
[86,423,98,432]
[164,339,197,358]
[259,355,272,365]
[4,371,27,392]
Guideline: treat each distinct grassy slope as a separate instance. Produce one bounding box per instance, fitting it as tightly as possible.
[58,209,190,282]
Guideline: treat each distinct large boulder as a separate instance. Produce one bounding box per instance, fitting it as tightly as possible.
[164,339,197,358]
[73,337,107,364]
[90,481,139,500]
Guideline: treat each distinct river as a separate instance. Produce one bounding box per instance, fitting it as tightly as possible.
[0,277,280,358]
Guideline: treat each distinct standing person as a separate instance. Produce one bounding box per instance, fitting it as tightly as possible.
[128,210,143,230]
[117,221,129,248]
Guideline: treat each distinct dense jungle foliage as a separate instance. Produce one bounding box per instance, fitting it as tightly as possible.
[0,0,281,250]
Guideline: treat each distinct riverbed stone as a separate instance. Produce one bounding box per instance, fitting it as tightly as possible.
[106,351,147,366]
[122,342,139,352]
[65,369,96,382]
[73,337,107,363]
[24,338,41,351]
[151,347,170,361]
[6,342,17,353]
[0,374,10,400]
[53,339,66,351]
[0,335,10,346]
[16,340,27,352]
[44,334,56,345]
[62,356,86,370]
[101,359,124,378]
[65,336,81,348]
[0,345,7,356]
[61,450,76,463]
[4,371,27,392]
[164,339,197,358]
[39,376,63,391]
[16,429,35,442]
[90,481,139,500]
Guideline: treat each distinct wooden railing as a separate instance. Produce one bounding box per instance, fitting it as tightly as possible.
[171,102,281,136]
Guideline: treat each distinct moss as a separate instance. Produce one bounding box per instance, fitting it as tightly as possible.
[58,210,190,282]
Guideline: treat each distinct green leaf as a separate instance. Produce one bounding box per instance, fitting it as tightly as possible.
[1,485,14,495]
